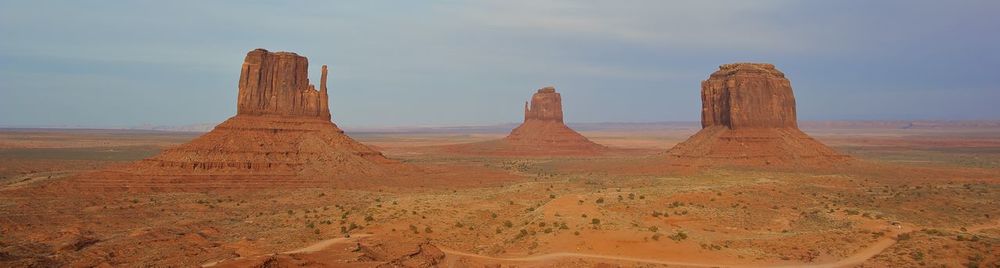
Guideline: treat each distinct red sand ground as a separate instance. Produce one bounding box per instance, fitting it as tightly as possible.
[1,125,997,267]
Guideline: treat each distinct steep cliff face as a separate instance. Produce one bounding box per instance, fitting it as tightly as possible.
[237,49,331,120]
[99,49,408,188]
[668,63,850,168]
[701,63,796,129]
[523,87,564,123]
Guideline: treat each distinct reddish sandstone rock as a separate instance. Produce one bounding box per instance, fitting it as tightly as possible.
[85,49,408,188]
[701,63,797,129]
[523,86,564,122]
[449,87,606,156]
[667,63,850,168]
[237,49,331,119]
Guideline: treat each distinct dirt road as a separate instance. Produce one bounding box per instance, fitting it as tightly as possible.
[440,225,916,268]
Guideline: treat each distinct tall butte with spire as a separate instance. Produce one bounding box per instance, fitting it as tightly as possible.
[456,86,606,156]
[666,63,850,168]
[95,49,405,188]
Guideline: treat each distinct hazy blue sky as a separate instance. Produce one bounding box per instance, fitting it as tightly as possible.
[1,1,998,128]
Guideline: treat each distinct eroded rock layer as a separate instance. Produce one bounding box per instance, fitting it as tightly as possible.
[667,63,850,168]
[131,115,395,177]
[94,49,404,187]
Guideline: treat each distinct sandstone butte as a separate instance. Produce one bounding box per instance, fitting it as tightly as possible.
[90,49,406,187]
[666,63,851,168]
[449,87,606,156]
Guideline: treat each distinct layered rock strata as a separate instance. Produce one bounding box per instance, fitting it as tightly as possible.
[98,49,403,186]
[667,63,850,167]
[491,87,606,155]
[237,49,331,119]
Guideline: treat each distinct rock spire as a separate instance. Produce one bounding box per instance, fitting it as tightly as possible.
[237,48,331,119]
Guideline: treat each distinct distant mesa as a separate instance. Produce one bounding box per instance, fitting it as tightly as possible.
[90,48,408,188]
[666,63,851,167]
[504,86,605,151]
[448,86,606,156]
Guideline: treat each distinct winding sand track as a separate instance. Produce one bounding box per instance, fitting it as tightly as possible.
[440,225,916,268]
[207,221,1000,268]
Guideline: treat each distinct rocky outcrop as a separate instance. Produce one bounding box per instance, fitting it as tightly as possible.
[95,49,408,188]
[448,87,605,156]
[523,86,564,122]
[667,63,850,168]
[237,49,331,119]
[502,87,606,154]
[702,63,796,129]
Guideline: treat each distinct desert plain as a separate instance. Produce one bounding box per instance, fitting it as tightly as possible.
[1,121,997,267]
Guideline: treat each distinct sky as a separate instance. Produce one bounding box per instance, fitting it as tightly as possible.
[1,0,998,128]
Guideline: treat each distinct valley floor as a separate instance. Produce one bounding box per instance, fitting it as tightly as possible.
[0,125,997,267]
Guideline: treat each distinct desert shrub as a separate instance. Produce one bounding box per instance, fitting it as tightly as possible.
[591,218,601,225]
[923,229,946,236]
[669,231,688,241]
[649,226,659,232]
[543,228,553,233]
[364,215,374,222]
[503,220,513,228]
[516,229,529,239]
[967,254,983,268]
[455,222,464,228]
[897,233,912,240]
[596,198,605,204]
[549,194,556,199]
[409,224,419,234]
[424,226,433,233]
[652,211,662,217]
